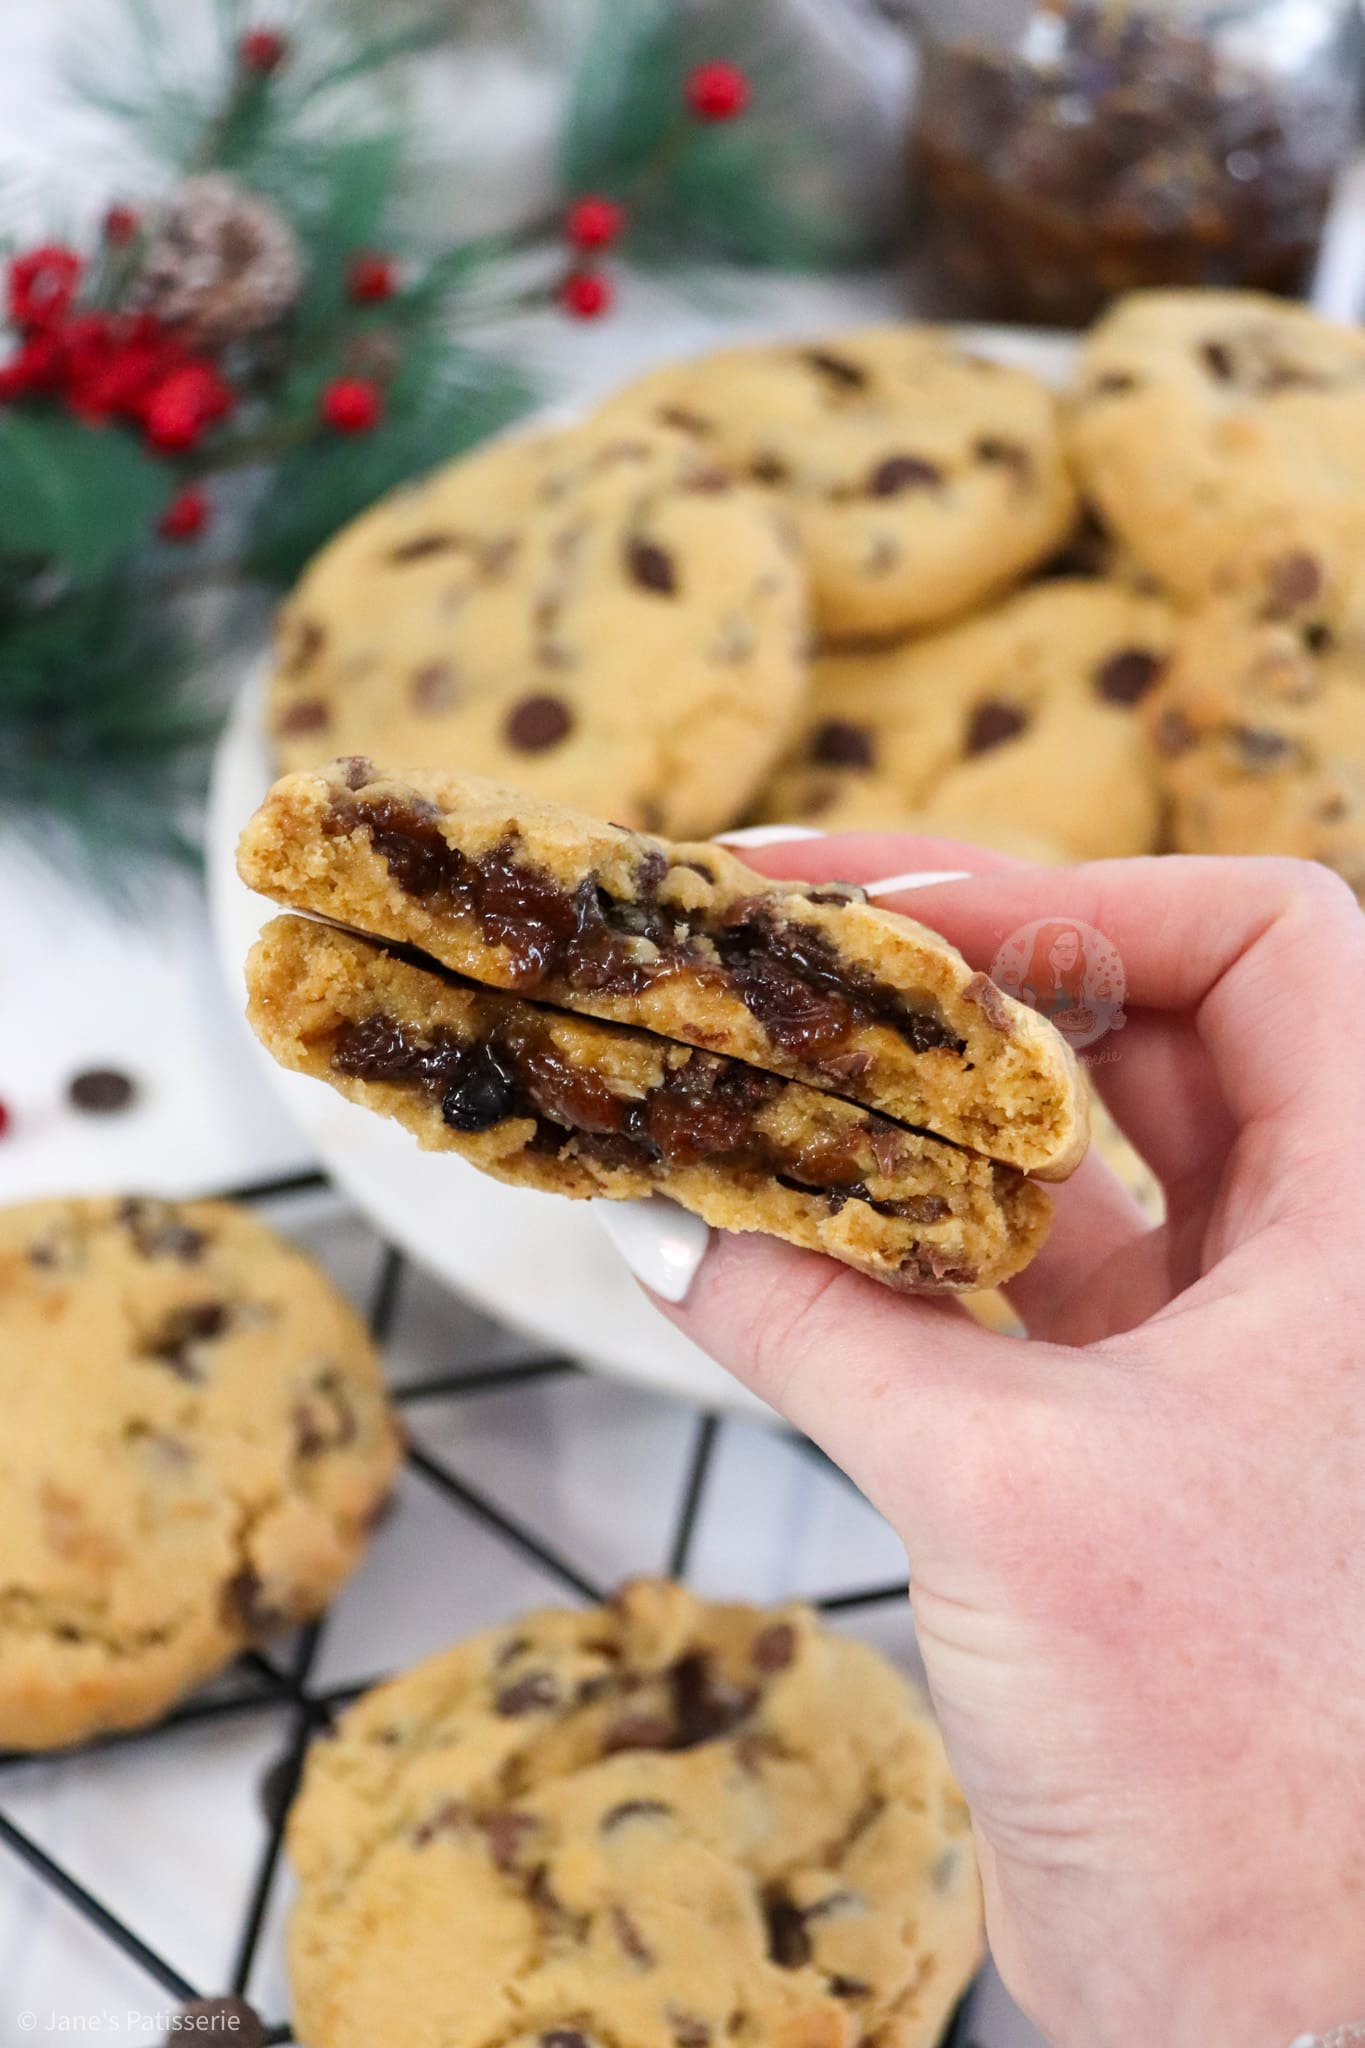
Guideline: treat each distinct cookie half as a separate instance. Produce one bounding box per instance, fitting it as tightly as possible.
[248,917,1052,1294]
[267,415,809,838]
[0,1196,401,1750]
[286,1578,983,2048]
[237,759,1087,1178]
[602,326,1077,639]
[755,578,1174,863]
[1068,289,1365,604]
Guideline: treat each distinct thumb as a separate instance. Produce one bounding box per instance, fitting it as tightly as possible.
[653,1228,1082,1543]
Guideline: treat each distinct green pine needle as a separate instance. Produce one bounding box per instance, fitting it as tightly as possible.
[0,583,214,906]
[562,0,877,270]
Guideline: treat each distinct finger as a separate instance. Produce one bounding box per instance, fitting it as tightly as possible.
[1089,1010,1236,1207]
[652,1228,1076,1538]
[1002,1145,1154,1343]
[742,843,1365,1139]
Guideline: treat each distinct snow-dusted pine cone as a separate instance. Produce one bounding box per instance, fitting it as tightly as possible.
[131,174,303,348]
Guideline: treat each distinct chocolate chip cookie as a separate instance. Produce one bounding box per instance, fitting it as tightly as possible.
[602,328,1077,640]
[0,1196,401,1750]
[1145,541,1365,898]
[1068,290,1365,603]
[756,579,1174,863]
[286,1577,983,2048]
[248,917,1052,1293]
[267,415,809,838]
[238,759,1087,1178]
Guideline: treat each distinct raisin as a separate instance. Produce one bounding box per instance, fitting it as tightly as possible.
[966,700,1027,754]
[441,1046,517,1133]
[1095,647,1163,705]
[626,537,678,595]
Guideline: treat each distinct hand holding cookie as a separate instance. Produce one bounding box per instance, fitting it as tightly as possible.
[644,837,1365,2048]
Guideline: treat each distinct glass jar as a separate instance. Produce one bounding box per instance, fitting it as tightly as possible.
[909,0,1363,325]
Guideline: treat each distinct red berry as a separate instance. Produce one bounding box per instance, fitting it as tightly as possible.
[559,270,613,320]
[347,252,398,303]
[158,486,210,541]
[239,27,287,74]
[143,362,235,451]
[565,196,625,252]
[320,376,382,433]
[0,1100,10,1138]
[685,60,750,121]
[103,204,140,246]
[7,245,82,330]
[0,328,66,401]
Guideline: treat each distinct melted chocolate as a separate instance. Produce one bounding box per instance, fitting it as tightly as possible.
[326,796,966,1069]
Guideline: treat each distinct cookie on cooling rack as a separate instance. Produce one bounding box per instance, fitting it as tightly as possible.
[286,1577,983,2048]
[266,413,809,839]
[601,325,1077,639]
[755,578,1174,864]
[237,757,1087,1177]
[0,1195,402,1750]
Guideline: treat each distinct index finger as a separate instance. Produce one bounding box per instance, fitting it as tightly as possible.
[737,837,1365,1142]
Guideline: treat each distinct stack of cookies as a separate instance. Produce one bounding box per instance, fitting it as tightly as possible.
[263,292,1365,900]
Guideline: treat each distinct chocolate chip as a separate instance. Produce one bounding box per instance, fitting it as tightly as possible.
[868,454,941,496]
[411,662,458,713]
[670,1651,756,1746]
[626,537,678,595]
[505,694,573,752]
[811,718,875,770]
[601,1798,673,1833]
[803,349,867,389]
[495,1670,560,1716]
[764,1891,812,1968]
[1237,725,1293,767]
[1200,339,1236,381]
[282,619,324,673]
[118,1199,206,1263]
[178,2001,266,2048]
[145,1300,229,1382]
[441,1045,517,1133]
[966,700,1027,754]
[341,755,374,790]
[828,1975,872,1998]
[413,1799,468,1847]
[1266,551,1322,615]
[278,698,330,735]
[1156,708,1195,757]
[962,970,1014,1036]
[669,2014,711,2048]
[612,1904,654,1964]
[975,435,1033,483]
[752,1622,796,1672]
[67,1068,136,1114]
[1304,622,1335,655]
[1095,647,1163,705]
[481,1809,539,1871]
[389,534,460,563]
[658,404,711,434]
[750,453,789,484]
[223,1566,286,1640]
[602,1711,674,1754]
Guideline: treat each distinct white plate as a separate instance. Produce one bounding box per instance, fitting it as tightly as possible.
[207,326,1077,1418]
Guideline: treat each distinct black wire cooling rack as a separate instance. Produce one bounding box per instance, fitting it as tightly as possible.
[0,1167,983,2047]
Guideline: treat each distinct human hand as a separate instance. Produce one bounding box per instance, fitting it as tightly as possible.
[609,839,1365,2048]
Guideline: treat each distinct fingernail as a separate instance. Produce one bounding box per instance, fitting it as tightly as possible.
[713,824,826,847]
[865,869,973,897]
[594,1195,710,1304]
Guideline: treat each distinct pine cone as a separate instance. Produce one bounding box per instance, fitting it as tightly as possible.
[131,175,303,349]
